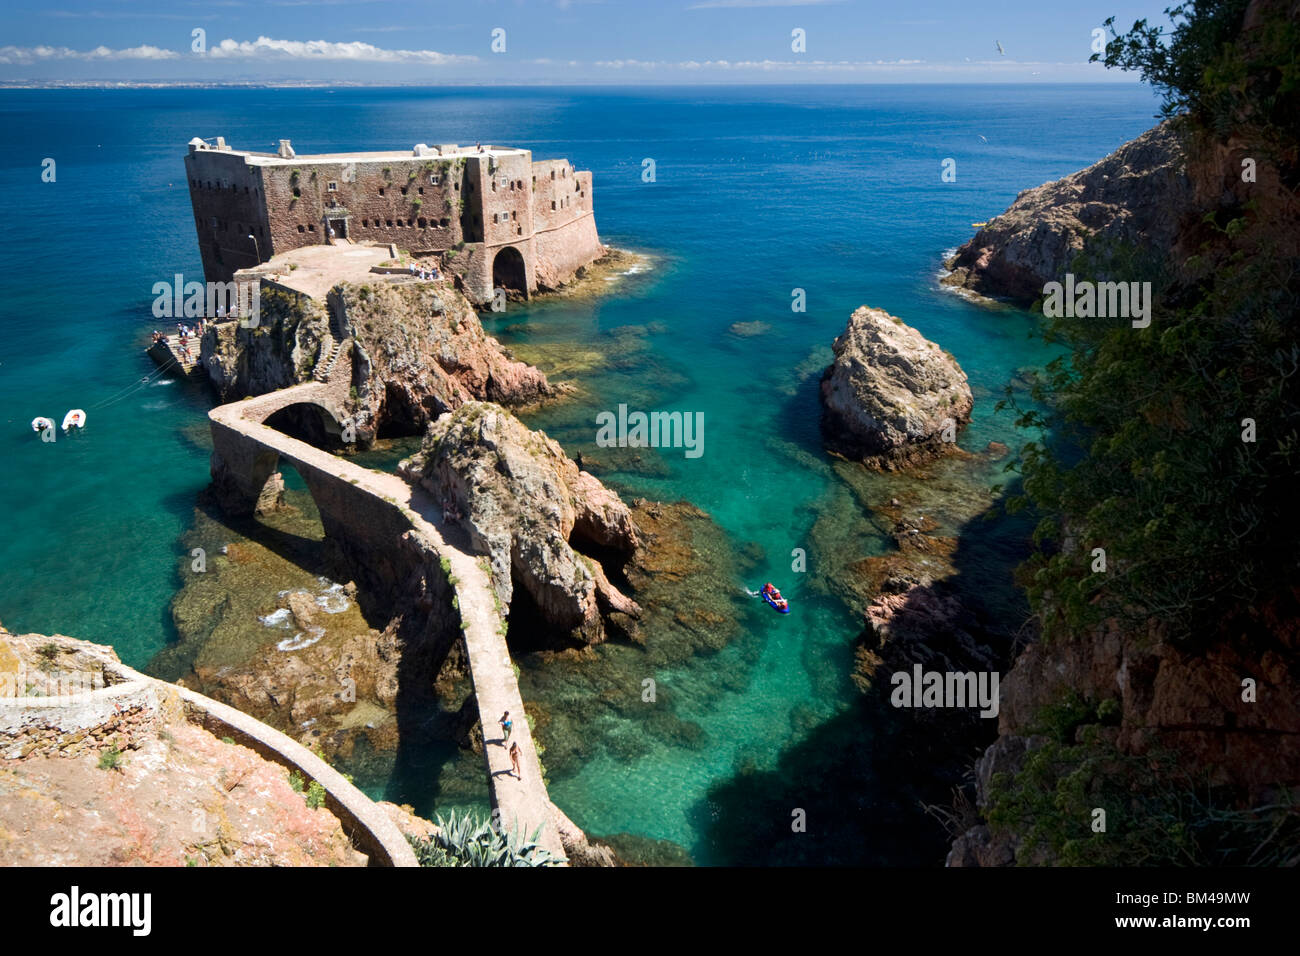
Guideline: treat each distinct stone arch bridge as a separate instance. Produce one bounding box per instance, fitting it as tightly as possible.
[206,351,565,858]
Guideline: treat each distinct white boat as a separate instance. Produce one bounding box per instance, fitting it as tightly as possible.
[31,416,54,433]
[61,409,86,431]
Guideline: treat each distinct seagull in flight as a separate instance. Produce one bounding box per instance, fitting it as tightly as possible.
[995,40,1005,56]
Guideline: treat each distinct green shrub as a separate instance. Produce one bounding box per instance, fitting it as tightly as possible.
[407,810,562,867]
[305,781,326,810]
[98,747,122,771]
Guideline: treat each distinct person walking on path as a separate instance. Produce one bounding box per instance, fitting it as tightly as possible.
[509,741,521,779]
[499,711,512,743]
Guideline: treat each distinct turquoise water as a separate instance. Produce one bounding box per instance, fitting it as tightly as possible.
[0,85,1159,862]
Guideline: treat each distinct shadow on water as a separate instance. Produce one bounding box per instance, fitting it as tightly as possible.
[697,479,1034,866]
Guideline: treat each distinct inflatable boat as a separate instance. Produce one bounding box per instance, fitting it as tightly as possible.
[31,417,55,434]
[761,587,791,614]
[62,409,86,431]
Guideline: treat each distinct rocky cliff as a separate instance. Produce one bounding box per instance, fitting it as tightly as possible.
[820,306,973,469]
[939,1,1300,864]
[940,122,1194,302]
[201,280,555,443]
[401,402,641,647]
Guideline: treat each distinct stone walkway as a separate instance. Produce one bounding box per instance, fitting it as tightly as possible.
[209,388,565,859]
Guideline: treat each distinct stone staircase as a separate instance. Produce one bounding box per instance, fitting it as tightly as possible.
[313,335,347,383]
[149,337,199,375]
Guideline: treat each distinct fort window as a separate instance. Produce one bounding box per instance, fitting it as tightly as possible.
[511,211,517,220]
[293,187,301,198]
[418,218,427,228]
[327,181,338,191]
[551,201,557,210]
[308,224,315,232]
[400,186,408,196]
[298,225,306,233]
[550,170,555,180]
[386,220,393,227]
[418,187,423,195]
[378,187,385,196]
[439,218,449,228]
[429,174,440,185]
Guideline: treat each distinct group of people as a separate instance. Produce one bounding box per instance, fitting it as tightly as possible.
[441,495,463,523]
[408,262,441,281]
[498,712,522,779]
[761,581,788,611]
[151,320,206,362]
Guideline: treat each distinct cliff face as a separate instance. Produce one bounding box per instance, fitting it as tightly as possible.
[941,122,1195,302]
[942,73,1300,863]
[820,306,973,469]
[336,282,555,441]
[401,402,641,647]
[200,280,555,443]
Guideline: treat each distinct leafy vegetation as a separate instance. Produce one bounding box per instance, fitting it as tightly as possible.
[407,810,562,867]
[985,0,1300,865]
[1003,0,1300,645]
[985,707,1300,866]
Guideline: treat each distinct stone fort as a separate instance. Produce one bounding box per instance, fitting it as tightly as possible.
[185,137,603,305]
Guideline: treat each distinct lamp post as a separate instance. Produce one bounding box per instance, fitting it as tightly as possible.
[248,233,261,264]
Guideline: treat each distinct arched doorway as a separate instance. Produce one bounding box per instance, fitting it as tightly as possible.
[492,246,527,295]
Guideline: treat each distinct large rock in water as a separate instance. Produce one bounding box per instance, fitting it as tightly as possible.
[941,121,1193,302]
[401,402,641,647]
[820,306,973,468]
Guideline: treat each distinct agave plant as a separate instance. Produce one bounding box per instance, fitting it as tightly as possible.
[408,809,562,867]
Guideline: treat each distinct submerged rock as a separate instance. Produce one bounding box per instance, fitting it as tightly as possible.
[402,402,641,647]
[820,306,973,469]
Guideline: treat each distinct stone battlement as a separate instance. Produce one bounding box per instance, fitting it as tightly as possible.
[185,136,604,306]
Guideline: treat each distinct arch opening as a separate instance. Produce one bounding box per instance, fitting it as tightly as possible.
[491,246,527,295]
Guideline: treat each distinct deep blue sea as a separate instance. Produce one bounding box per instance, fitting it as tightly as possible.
[0,84,1160,863]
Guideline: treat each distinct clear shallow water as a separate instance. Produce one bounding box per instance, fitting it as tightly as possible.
[0,85,1159,862]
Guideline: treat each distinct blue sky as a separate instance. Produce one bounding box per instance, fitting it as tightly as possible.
[0,0,1169,84]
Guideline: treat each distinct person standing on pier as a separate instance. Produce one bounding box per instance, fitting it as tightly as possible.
[509,741,521,779]
[499,711,512,743]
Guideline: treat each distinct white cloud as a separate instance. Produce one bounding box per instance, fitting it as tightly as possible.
[204,36,477,64]
[0,44,179,64]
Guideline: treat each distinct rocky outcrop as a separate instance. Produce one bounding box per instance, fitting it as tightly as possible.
[201,280,556,443]
[820,306,973,468]
[941,121,1194,302]
[0,628,390,866]
[401,402,641,646]
[335,282,555,441]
